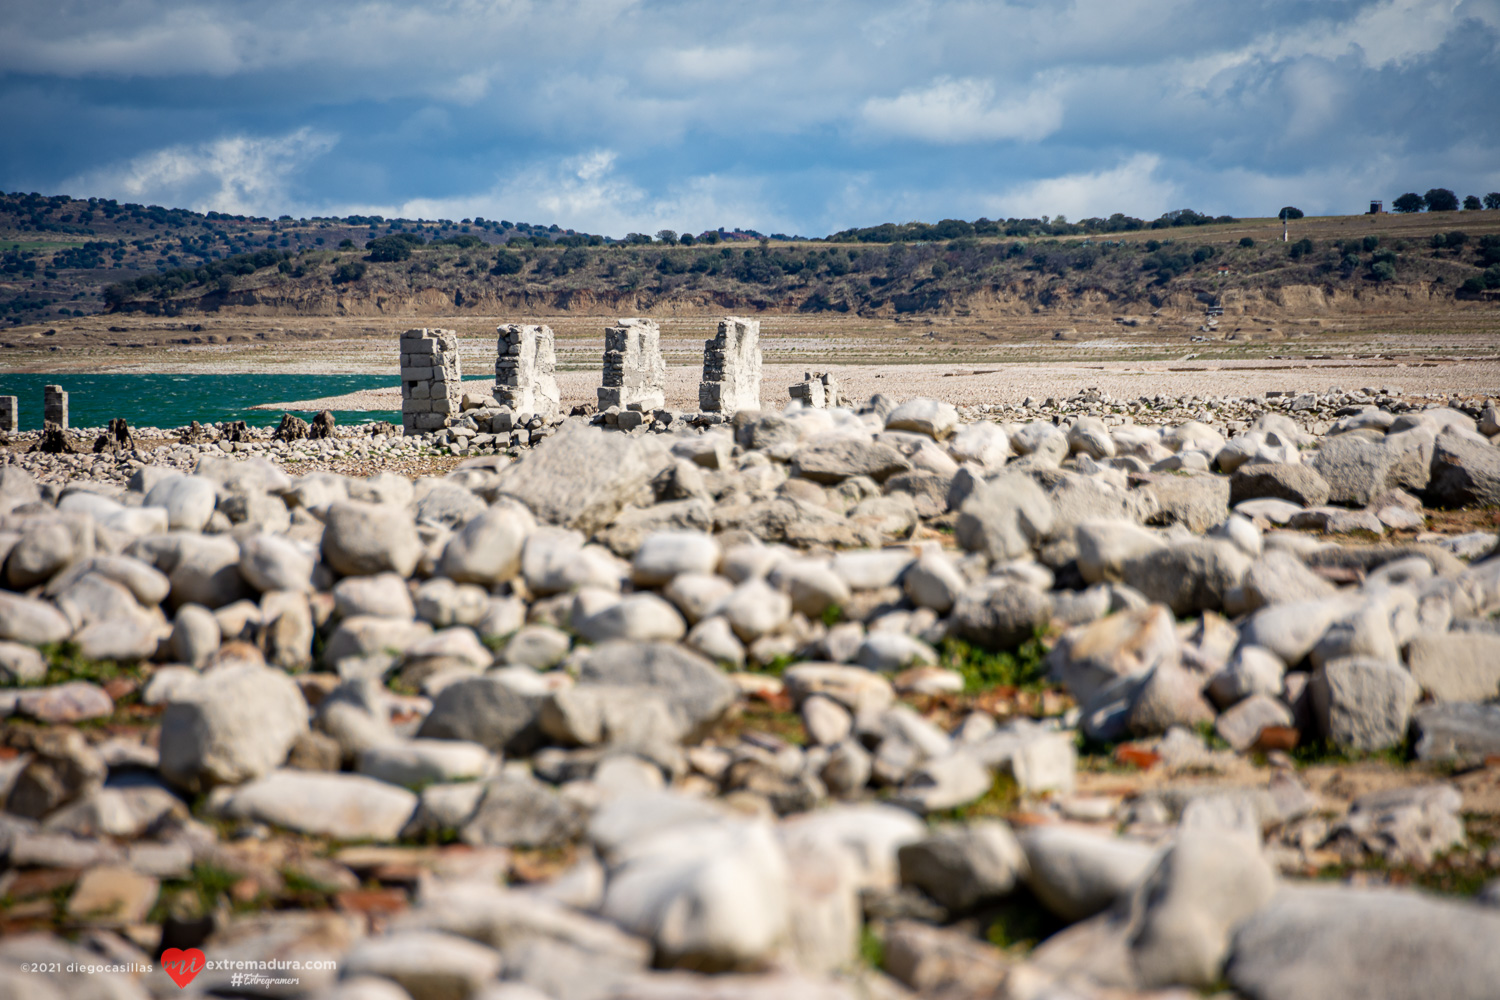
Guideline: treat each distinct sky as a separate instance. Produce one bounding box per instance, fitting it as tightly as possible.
[2,0,1498,238]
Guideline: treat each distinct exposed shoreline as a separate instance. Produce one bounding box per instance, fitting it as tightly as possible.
[248,358,1500,413]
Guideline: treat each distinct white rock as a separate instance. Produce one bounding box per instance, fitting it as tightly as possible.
[159,663,309,792]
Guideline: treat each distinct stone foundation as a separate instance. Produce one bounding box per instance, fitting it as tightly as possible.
[496,324,560,420]
[400,328,463,434]
[599,318,667,412]
[43,385,68,430]
[699,316,762,413]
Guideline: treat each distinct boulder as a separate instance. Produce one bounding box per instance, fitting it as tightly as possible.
[950,579,1053,651]
[1428,431,1500,507]
[0,592,73,646]
[1226,885,1500,1000]
[1311,656,1419,751]
[1229,463,1331,507]
[143,474,217,532]
[885,398,959,439]
[1406,633,1500,702]
[493,422,659,534]
[897,821,1026,912]
[792,438,911,484]
[417,675,546,754]
[955,475,1054,561]
[578,641,737,740]
[159,662,309,792]
[220,769,417,840]
[438,503,533,585]
[1130,830,1277,990]
[322,501,422,578]
[1018,825,1160,922]
[1119,539,1250,616]
[600,815,791,970]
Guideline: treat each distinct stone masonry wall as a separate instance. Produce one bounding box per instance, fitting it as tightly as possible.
[699,316,762,413]
[496,324,561,420]
[43,385,68,430]
[400,328,463,434]
[599,318,667,412]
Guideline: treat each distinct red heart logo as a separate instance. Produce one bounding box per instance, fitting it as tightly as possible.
[161,948,206,989]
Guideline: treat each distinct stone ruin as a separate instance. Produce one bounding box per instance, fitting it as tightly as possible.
[699,316,762,412]
[598,318,666,412]
[43,385,68,430]
[400,328,463,434]
[790,371,840,409]
[393,316,771,437]
[496,324,560,420]
[0,395,15,434]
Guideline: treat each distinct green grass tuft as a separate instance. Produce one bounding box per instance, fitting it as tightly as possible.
[940,631,1049,693]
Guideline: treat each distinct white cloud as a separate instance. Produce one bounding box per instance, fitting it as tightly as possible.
[986,153,1179,221]
[861,76,1064,143]
[65,127,338,217]
[383,150,796,238]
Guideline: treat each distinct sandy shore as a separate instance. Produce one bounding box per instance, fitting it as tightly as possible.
[251,357,1500,413]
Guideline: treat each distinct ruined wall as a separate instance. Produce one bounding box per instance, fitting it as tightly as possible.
[699,316,762,413]
[496,324,561,420]
[400,328,462,434]
[599,318,666,412]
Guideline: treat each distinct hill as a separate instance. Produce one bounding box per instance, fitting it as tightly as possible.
[2,189,1500,332]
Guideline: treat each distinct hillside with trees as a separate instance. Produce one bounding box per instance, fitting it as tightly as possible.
[3,188,1500,328]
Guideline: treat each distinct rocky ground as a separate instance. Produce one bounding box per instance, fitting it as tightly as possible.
[1,384,1499,1000]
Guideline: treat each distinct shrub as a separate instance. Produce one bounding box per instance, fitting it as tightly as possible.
[490,249,523,275]
[1288,238,1314,259]
[1460,277,1486,294]
[331,261,365,284]
[1239,237,1255,248]
[365,235,413,262]
[1486,266,1500,289]
[1371,261,1397,282]
[1445,231,1468,248]
[1362,235,1380,252]
[1431,233,1447,248]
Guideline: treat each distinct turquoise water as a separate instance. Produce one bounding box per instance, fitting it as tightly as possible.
[0,374,401,431]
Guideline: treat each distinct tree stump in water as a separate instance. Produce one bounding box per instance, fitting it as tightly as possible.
[32,421,79,454]
[93,418,134,454]
[310,410,336,440]
[274,413,309,442]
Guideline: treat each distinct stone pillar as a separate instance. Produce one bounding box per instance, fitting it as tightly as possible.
[820,372,840,408]
[0,396,16,433]
[599,318,666,412]
[399,328,463,435]
[43,385,68,430]
[789,372,825,408]
[699,316,762,413]
[495,324,560,420]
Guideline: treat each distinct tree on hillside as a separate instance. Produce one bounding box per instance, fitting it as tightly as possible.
[1463,195,1483,211]
[1485,193,1500,210]
[655,230,678,245]
[1392,192,1425,213]
[1278,206,1304,220]
[1424,188,1459,212]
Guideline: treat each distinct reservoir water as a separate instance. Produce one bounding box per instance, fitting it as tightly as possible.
[0,374,399,432]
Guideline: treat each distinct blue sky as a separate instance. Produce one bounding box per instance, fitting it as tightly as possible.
[2,0,1498,237]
